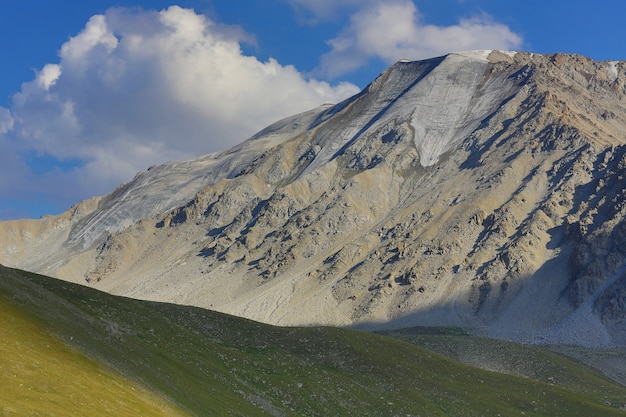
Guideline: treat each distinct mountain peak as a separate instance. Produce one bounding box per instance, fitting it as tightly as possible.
[2,51,626,347]
[394,50,518,66]
[309,49,523,171]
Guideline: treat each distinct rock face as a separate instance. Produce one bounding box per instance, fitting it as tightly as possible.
[2,51,626,347]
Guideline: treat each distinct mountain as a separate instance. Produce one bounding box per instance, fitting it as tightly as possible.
[3,265,626,416]
[2,50,626,347]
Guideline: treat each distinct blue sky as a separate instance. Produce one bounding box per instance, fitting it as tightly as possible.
[1,0,625,220]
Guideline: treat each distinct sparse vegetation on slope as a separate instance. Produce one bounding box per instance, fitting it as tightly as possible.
[380,327,626,406]
[1,265,626,416]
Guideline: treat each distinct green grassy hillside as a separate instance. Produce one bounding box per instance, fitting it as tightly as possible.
[0,278,190,416]
[1,264,625,416]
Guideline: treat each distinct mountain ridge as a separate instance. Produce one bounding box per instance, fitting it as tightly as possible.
[2,50,626,347]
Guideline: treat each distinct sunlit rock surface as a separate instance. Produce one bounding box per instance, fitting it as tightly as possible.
[2,51,626,347]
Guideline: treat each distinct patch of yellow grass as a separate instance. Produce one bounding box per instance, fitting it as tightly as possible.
[0,298,190,417]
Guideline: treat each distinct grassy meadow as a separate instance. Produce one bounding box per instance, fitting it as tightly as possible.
[1,264,625,416]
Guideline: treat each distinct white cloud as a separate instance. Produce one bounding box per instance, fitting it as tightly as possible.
[36,64,62,90]
[316,0,523,78]
[0,107,13,134]
[3,6,359,218]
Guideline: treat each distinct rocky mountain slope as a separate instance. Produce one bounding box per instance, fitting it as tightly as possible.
[2,50,626,347]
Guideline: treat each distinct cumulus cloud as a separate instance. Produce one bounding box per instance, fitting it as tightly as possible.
[0,107,13,134]
[2,6,359,218]
[315,0,523,78]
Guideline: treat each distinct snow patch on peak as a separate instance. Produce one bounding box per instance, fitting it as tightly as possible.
[399,50,518,66]
[452,50,493,61]
[453,50,519,63]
